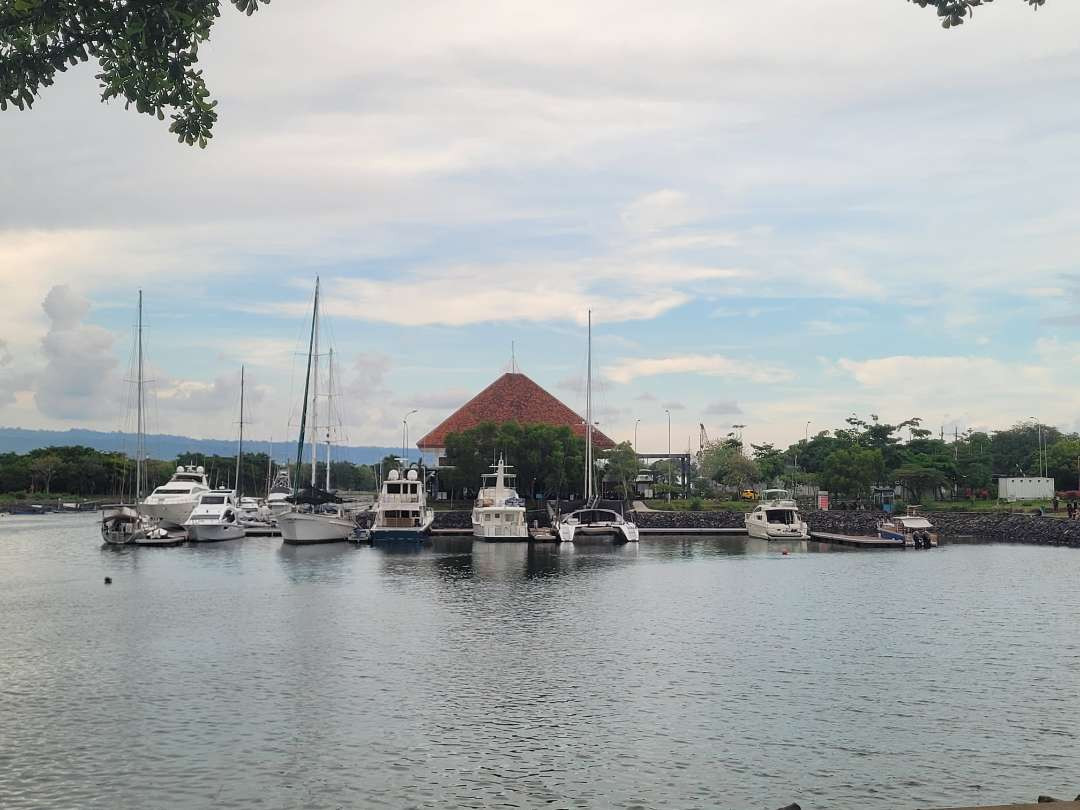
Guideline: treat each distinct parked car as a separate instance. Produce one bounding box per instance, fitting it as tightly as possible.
[740,489,757,501]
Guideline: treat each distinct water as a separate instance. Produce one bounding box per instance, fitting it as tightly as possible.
[2,514,1079,809]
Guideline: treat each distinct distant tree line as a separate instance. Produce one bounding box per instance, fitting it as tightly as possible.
[699,416,1080,501]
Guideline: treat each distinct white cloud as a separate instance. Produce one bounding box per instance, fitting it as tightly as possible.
[661,401,686,411]
[620,190,701,236]
[805,319,861,336]
[603,353,786,384]
[705,400,743,415]
[34,286,118,420]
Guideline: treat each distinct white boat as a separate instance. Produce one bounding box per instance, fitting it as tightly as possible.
[371,468,435,541]
[877,508,938,548]
[557,506,640,543]
[556,309,639,544]
[140,464,210,527]
[280,277,358,545]
[473,457,528,540]
[745,489,810,540]
[266,469,294,518]
[184,490,245,542]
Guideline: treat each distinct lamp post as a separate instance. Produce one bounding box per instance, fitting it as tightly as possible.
[1030,416,1042,477]
[634,418,641,454]
[665,408,671,502]
[402,409,418,468]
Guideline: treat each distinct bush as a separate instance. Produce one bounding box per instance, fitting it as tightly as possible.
[689,497,704,511]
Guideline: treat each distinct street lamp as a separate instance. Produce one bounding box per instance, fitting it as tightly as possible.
[634,418,641,454]
[1030,416,1043,477]
[665,408,671,501]
[402,409,418,468]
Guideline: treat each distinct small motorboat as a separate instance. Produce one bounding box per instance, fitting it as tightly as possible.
[184,490,245,542]
[877,508,937,548]
[744,489,810,540]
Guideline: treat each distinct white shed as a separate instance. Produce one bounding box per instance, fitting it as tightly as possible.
[998,477,1054,501]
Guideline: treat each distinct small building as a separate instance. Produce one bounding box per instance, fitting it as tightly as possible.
[416,372,615,467]
[998,476,1054,501]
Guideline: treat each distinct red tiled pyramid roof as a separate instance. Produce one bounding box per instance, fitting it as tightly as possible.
[416,372,615,450]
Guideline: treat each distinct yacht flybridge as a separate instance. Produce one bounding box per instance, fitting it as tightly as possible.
[472,457,528,540]
[744,489,809,541]
[556,309,639,544]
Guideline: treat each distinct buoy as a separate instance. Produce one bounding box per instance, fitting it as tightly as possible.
[104,576,112,585]
[781,548,789,556]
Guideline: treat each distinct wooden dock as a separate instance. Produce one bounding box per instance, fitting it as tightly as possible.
[809,531,904,549]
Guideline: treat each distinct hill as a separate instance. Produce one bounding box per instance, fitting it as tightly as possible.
[0,427,400,465]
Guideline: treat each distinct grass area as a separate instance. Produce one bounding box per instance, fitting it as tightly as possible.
[922,499,1061,513]
[0,492,112,505]
[643,499,753,512]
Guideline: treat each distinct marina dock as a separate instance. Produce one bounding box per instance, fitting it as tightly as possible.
[809,531,904,549]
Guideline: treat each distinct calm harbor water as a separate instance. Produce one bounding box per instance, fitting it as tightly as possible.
[2,514,1079,809]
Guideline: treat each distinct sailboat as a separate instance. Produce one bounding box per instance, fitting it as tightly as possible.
[279,278,357,545]
[100,292,182,546]
[185,366,248,542]
[556,310,639,544]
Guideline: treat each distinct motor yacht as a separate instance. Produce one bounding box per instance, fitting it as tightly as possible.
[473,457,528,540]
[744,489,810,540]
[140,465,210,527]
[371,468,434,541]
[184,490,245,542]
[266,469,294,519]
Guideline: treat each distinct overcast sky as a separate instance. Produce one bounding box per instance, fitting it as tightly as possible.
[3,0,1080,454]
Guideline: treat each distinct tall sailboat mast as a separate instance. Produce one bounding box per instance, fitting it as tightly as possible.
[585,309,592,502]
[293,278,319,501]
[325,348,333,491]
[235,365,245,498]
[309,288,320,488]
[136,290,145,506]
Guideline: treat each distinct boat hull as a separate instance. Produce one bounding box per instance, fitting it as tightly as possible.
[187,522,245,542]
[745,522,810,541]
[370,527,431,542]
[279,512,355,544]
[139,500,198,527]
[473,523,529,540]
[557,523,639,543]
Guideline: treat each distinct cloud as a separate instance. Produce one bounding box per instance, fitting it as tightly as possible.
[634,392,657,401]
[805,319,861,336]
[34,286,118,420]
[620,190,701,235]
[603,353,786,384]
[0,339,11,367]
[705,400,743,415]
[557,374,584,394]
[407,389,473,411]
[661,401,685,411]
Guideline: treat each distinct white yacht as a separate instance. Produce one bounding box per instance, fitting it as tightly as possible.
[745,489,809,540]
[139,464,210,527]
[184,490,245,542]
[473,457,528,540]
[371,468,434,541]
[555,309,639,545]
[266,469,294,518]
[278,503,356,544]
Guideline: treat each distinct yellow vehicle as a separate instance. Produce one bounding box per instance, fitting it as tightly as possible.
[740,489,757,501]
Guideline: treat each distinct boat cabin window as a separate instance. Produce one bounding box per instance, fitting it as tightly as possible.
[174,474,203,483]
[386,483,401,494]
[765,509,797,524]
[154,488,191,495]
[202,496,226,504]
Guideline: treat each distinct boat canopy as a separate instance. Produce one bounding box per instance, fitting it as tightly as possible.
[288,486,343,505]
[895,516,933,529]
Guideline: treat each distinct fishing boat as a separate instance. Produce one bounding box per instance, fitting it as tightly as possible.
[556,310,639,544]
[279,278,357,545]
[472,457,528,540]
[744,489,810,540]
[184,490,245,542]
[877,508,938,548]
[371,468,434,541]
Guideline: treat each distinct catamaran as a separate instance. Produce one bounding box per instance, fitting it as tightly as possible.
[279,278,357,544]
[472,457,528,540]
[556,310,639,544]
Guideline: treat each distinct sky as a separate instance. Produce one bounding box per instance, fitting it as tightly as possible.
[3,0,1080,455]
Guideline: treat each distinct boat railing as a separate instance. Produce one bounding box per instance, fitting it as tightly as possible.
[381,493,420,504]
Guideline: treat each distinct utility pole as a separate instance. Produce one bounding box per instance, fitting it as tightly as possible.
[665,408,671,502]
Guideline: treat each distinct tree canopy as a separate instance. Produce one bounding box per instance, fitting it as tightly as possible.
[910,0,1045,28]
[1,0,268,147]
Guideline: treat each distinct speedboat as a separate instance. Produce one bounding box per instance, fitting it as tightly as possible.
[371,468,434,542]
[473,457,528,540]
[557,506,639,544]
[140,465,210,527]
[877,508,937,548]
[744,489,809,540]
[184,490,245,542]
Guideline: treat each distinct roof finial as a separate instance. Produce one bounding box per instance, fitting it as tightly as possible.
[511,340,516,374]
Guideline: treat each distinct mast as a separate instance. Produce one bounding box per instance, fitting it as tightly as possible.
[585,309,592,502]
[293,278,319,501]
[309,283,320,488]
[235,365,245,498]
[136,290,145,506]
[266,438,273,497]
[325,348,333,491]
